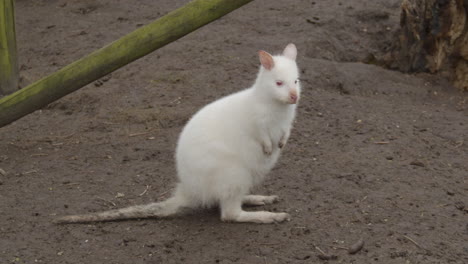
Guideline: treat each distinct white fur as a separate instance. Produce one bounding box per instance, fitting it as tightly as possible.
[174,44,301,223]
[55,44,301,224]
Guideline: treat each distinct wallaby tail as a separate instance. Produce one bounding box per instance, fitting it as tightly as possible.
[54,195,184,224]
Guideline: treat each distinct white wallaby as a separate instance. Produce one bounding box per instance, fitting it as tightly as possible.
[55,43,301,224]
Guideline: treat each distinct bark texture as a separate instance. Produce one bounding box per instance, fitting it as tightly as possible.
[0,0,19,95]
[387,0,467,91]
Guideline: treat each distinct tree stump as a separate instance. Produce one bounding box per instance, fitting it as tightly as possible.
[387,0,467,91]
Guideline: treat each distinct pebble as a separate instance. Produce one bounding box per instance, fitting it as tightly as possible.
[454,201,465,210]
[317,254,338,260]
[348,239,365,254]
[410,161,425,167]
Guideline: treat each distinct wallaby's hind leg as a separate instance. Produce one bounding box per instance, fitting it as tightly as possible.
[220,196,290,224]
[242,195,279,206]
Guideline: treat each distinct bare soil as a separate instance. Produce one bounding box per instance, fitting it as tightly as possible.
[1,0,467,263]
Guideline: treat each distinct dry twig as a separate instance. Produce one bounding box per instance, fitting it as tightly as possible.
[403,235,424,249]
[314,244,337,260]
[129,131,152,137]
[139,185,150,196]
[158,189,172,199]
[96,197,116,207]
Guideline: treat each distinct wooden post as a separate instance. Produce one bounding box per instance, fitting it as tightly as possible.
[0,0,19,95]
[0,0,254,127]
[386,0,467,91]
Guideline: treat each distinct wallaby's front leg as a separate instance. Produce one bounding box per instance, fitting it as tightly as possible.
[278,129,291,149]
[259,129,273,155]
[262,138,273,155]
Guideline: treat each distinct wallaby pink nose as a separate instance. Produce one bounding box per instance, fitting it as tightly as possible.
[289,93,298,104]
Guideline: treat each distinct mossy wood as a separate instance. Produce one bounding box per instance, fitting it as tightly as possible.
[387,0,467,91]
[0,0,254,127]
[0,0,19,95]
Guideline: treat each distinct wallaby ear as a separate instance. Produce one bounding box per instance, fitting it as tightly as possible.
[283,43,297,61]
[258,50,275,70]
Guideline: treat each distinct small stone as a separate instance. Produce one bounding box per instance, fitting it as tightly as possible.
[294,253,311,260]
[116,192,125,198]
[317,254,338,260]
[348,239,364,254]
[390,251,408,258]
[454,201,465,210]
[410,161,425,167]
[0,168,6,176]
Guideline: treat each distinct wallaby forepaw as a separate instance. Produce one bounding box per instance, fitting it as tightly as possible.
[278,130,289,149]
[278,141,285,149]
[262,143,273,155]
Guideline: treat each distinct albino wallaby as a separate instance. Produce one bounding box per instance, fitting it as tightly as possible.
[55,43,301,224]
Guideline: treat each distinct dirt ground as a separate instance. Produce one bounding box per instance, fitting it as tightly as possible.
[1,0,467,263]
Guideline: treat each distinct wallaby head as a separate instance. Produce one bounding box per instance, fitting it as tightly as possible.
[256,43,300,105]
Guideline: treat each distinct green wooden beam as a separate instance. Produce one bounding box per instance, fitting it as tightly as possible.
[0,0,254,127]
[0,0,19,95]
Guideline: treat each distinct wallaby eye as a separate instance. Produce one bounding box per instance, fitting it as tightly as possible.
[276,81,283,86]
[295,79,299,84]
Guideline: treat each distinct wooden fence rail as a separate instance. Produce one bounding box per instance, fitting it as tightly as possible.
[0,0,254,128]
